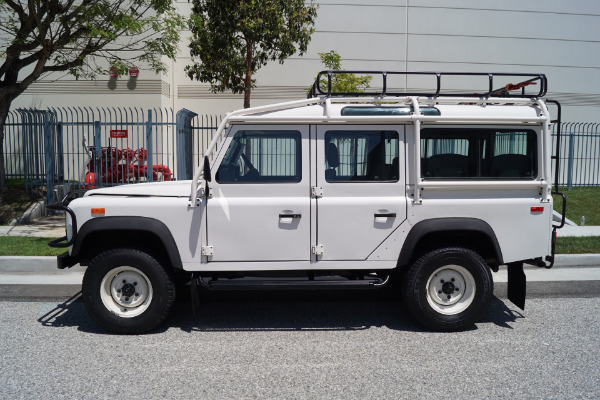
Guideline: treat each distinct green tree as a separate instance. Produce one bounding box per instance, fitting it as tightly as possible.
[186,0,318,109]
[0,0,185,190]
[314,50,372,94]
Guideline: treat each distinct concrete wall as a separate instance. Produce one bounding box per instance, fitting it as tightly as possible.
[9,0,600,122]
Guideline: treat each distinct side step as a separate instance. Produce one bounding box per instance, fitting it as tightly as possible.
[198,275,390,291]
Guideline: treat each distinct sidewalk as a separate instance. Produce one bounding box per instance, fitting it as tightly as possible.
[0,215,66,238]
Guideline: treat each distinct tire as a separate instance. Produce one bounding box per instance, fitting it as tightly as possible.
[82,248,175,334]
[402,247,493,332]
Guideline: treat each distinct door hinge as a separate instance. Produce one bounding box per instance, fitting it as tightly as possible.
[200,186,213,199]
[311,186,323,198]
[202,246,214,256]
[312,244,324,256]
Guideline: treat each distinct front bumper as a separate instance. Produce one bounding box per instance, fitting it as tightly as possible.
[57,251,78,269]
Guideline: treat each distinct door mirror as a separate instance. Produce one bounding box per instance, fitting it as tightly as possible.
[202,156,212,182]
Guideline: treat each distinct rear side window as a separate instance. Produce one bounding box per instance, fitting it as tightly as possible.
[421,128,537,179]
[216,130,302,183]
[325,130,399,182]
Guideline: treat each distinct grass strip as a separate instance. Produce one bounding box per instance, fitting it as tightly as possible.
[555,236,600,255]
[0,236,598,257]
[553,187,600,226]
[0,237,65,256]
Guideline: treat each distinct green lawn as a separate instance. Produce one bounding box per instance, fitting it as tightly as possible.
[553,187,600,226]
[554,236,600,254]
[0,236,598,257]
[0,237,65,256]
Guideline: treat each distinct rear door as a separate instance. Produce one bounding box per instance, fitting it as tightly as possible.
[315,125,407,261]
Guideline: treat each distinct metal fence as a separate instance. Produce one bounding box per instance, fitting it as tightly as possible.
[551,123,600,189]
[2,112,599,205]
[3,107,222,203]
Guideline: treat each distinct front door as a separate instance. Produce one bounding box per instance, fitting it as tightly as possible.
[315,125,406,261]
[206,125,310,262]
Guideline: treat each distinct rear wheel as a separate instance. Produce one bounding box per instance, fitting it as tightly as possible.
[402,247,493,332]
[82,248,175,334]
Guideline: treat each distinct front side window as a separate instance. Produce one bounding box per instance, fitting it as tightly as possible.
[421,128,537,179]
[325,130,399,182]
[216,130,302,183]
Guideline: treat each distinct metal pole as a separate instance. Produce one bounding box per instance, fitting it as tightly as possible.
[43,111,55,204]
[94,121,102,187]
[146,109,153,182]
[566,125,575,191]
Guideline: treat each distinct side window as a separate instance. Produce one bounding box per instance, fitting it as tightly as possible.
[325,130,399,182]
[483,131,537,178]
[421,128,537,179]
[216,130,302,183]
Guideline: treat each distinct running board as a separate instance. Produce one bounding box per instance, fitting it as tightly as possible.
[198,275,390,291]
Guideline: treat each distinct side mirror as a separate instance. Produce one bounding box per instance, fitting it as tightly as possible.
[202,156,212,182]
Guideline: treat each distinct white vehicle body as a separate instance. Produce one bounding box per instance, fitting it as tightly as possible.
[50,72,565,333]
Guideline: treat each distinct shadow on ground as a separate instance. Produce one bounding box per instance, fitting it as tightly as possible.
[36,288,524,335]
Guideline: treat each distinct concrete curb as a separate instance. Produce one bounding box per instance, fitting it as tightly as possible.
[9,200,46,226]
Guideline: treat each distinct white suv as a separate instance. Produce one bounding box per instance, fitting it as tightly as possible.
[49,71,566,334]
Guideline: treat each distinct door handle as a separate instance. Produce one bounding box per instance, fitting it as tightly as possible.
[374,213,396,218]
[279,214,302,219]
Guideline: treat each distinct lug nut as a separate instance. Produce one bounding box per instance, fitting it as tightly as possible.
[117,289,121,293]
[438,290,442,294]
[455,288,460,292]
[451,278,455,282]
[133,282,137,286]
[122,279,126,284]
[447,295,451,300]
[440,279,445,283]
[125,297,129,301]
[135,293,139,297]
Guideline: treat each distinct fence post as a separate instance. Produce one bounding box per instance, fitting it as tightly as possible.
[146,109,153,182]
[43,111,55,205]
[56,122,64,185]
[94,121,102,187]
[176,109,198,180]
[566,128,575,191]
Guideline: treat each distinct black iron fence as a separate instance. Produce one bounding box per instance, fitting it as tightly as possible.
[2,109,599,205]
[3,107,221,203]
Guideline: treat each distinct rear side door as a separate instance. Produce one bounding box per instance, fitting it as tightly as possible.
[315,125,407,261]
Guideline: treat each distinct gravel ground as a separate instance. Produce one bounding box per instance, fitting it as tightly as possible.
[0,296,599,399]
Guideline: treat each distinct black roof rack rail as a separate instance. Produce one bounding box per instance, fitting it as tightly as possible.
[307,71,547,99]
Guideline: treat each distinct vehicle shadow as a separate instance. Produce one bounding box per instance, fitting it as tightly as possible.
[36,290,523,334]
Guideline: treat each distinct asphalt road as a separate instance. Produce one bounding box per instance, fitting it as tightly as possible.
[1,286,599,399]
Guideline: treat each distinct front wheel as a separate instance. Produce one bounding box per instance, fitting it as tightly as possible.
[402,247,493,332]
[82,249,175,334]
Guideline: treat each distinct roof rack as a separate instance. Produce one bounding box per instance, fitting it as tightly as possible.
[307,71,547,99]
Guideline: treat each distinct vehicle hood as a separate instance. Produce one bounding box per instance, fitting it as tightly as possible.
[85,180,194,198]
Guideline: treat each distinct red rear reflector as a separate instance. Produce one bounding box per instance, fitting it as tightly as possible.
[91,208,105,215]
[531,207,544,213]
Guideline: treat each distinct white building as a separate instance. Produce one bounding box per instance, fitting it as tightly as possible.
[10,0,600,123]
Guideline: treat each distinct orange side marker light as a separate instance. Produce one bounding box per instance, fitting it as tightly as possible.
[91,208,105,215]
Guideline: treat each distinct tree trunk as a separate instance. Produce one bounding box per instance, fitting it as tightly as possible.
[244,40,253,109]
[0,99,12,191]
